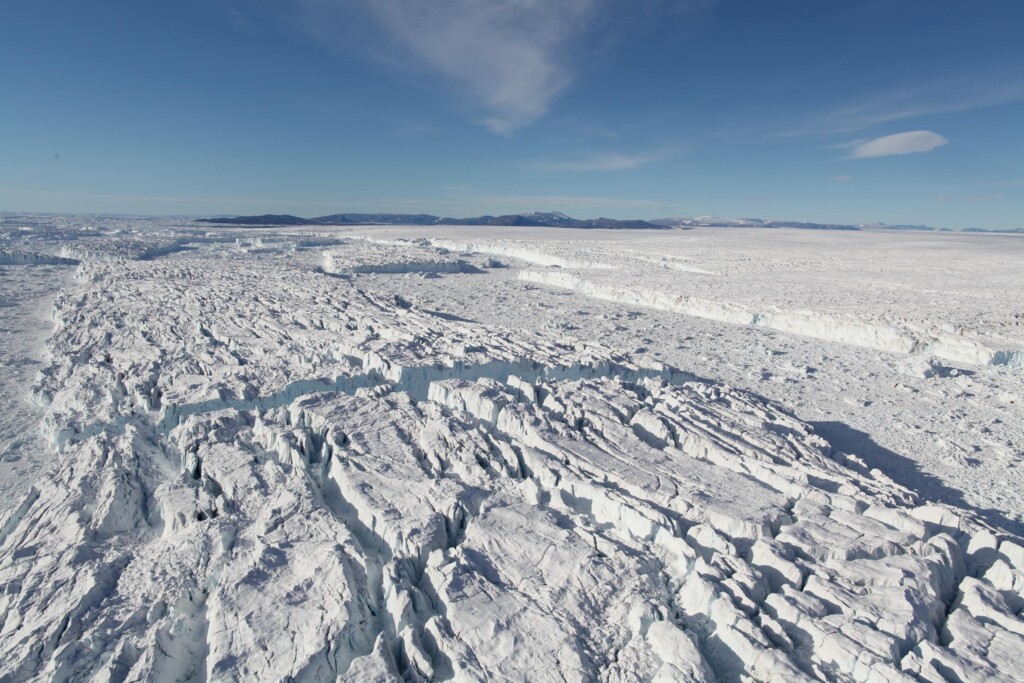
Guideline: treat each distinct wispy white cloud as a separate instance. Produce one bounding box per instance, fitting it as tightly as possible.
[225,0,704,133]
[371,193,675,215]
[366,0,602,133]
[848,131,948,159]
[833,174,853,182]
[0,187,676,218]
[966,193,1003,203]
[784,77,1024,137]
[525,152,659,172]
[266,0,604,133]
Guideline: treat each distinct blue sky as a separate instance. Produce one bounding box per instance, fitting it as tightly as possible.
[2,0,1023,228]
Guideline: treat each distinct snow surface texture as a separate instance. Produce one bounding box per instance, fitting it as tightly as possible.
[0,214,1023,681]
[321,243,478,277]
[0,265,73,507]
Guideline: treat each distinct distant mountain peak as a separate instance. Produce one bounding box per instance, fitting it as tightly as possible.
[196,212,666,230]
[192,212,1022,233]
[524,211,572,221]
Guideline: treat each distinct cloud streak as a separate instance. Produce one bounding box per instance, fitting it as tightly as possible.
[225,0,705,132]
[525,152,659,172]
[782,77,1024,138]
[0,187,675,218]
[848,131,949,159]
[966,193,1002,203]
[359,0,602,133]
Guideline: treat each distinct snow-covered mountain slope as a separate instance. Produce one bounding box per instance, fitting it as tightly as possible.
[1,215,1022,681]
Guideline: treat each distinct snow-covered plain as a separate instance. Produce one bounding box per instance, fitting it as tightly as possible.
[1,213,1023,681]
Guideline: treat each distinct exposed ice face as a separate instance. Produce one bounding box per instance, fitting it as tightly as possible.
[0,249,79,266]
[1,217,1023,681]
[517,270,1024,368]
[322,242,477,276]
[344,234,1017,369]
[59,238,188,262]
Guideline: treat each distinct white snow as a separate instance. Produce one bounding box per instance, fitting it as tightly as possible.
[1,214,1023,681]
[516,269,1022,367]
[322,243,476,276]
[0,249,79,266]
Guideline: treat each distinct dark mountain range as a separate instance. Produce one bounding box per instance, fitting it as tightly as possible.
[195,212,1022,233]
[314,213,444,225]
[197,212,664,229]
[649,216,862,230]
[199,214,318,226]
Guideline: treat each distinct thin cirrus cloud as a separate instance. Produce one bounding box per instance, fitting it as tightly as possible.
[966,193,1003,203]
[848,131,949,159]
[231,0,703,133]
[525,153,659,172]
[327,193,676,216]
[785,77,1024,137]
[360,0,603,133]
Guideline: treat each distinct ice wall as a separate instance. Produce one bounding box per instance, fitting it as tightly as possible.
[0,249,79,266]
[520,270,1023,367]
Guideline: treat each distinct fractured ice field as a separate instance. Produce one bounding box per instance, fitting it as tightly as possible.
[1,214,1023,682]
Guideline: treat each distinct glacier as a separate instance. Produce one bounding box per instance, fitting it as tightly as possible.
[0,214,1023,681]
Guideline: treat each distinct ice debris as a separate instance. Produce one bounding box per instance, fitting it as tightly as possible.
[1,242,1022,682]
